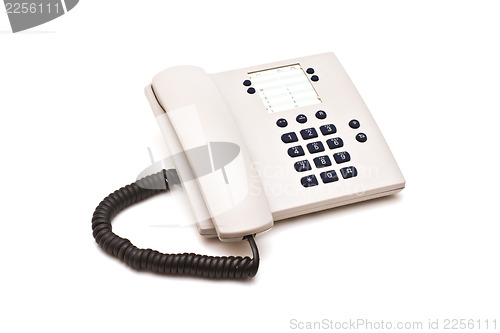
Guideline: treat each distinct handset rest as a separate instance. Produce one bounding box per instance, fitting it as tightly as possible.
[151,66,273,241]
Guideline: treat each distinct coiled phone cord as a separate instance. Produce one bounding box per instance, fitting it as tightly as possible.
[91,170,260,278]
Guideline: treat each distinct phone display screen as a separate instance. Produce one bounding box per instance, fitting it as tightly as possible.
[248,64,321,113]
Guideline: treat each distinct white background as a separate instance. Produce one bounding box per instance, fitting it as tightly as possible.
[1,1,499,332]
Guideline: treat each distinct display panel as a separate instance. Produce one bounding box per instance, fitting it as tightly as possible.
[249,64,321,113]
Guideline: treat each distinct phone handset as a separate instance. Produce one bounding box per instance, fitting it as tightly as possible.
[151,66,273,241]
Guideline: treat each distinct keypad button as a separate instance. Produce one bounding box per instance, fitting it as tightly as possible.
[340,166,358,179]
[326,137,344,149]
[349,119,360,129]
[306,141,325,154]
[306,68,315,74]
[288,145,305,157]
[296,114,307,124]
[313,155,332,168]
[294,160,312,172]
[356,133,367,143]
[247,87,256,94]
[320,170,339,183]
[243,80,252,86]
[281,132,298,143]
[315,110,327,119]
[300,127,318,140]
[276,118,288,128]
[333,151,351,164]
[301,175,319,187]
[320,124,337,135]
[311,75,319,82]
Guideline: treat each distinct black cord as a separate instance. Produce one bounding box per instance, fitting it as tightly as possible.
[91,170,260,278]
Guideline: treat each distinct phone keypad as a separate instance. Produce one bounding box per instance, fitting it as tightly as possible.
[281,132,298,143]
[300,128,318,140]
[356,133,367,143]
[294,160,312,172]
[288,145,305,157]
[313,155,332,168]
[333,151,351,164]
[276,118,288,128]
[306,141,325,154]
[315,110,327,119]
[300,175,319,187]
[296,114,307,124]
[320,124,336,135]
[349,119,360,129]
[279,111,368,187]
[326,137,343,149]
[340,166,358,179]
[320,170,339,183]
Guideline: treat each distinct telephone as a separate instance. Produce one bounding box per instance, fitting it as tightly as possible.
[92,52,405,278]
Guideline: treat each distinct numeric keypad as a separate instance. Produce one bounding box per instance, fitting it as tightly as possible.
[279,111,359,187]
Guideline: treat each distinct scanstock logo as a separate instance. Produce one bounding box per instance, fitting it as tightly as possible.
[4,0,79,33]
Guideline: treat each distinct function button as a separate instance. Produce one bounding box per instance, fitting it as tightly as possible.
[326,137,344,149]
[340,166,358,179]
[306,141,325,154]
[333,151,351,164]
[296,114,308,124]
[356,133,367,143]
[313,155,332,168]
[301,175,319,188]
[315,110,327,119]
[300,127,318,140]
[349,119,360,129]
[320,124,337,135]
[281,132,298,143]
[276,118,288,128]
[320,170,339,183]
[294,160,312,172]
[243,79,252,86]
[247,87,256,94]
[306,68,315,74]
[311,75,319,82]
[288,145,305,157]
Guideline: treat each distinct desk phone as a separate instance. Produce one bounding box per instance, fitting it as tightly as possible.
[92,53,405,278]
